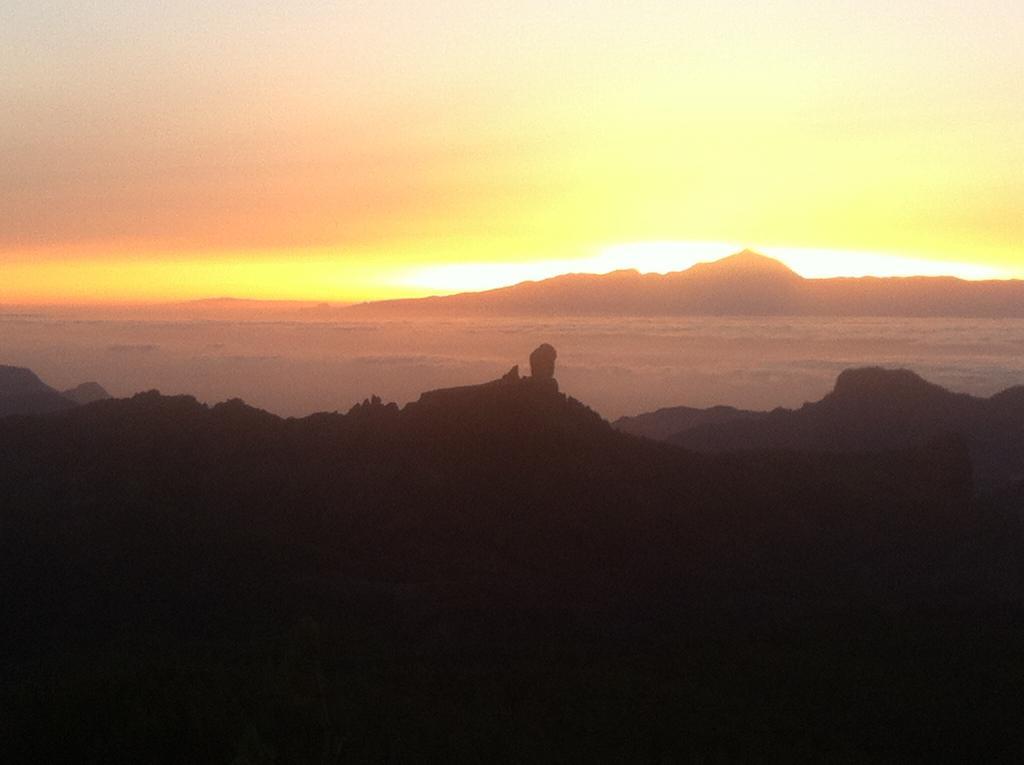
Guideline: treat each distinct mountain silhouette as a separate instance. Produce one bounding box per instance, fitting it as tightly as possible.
[624,367,1024,491]
[0,365,111,417]
[2,350,1021,760]
[61,381,111,405]
[348,250,1024,317]
[0,365,78,417]
[684,248,802,282]
[1,357,999,629]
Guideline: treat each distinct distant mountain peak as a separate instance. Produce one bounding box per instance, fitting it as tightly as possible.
[0,365,78,417]
[686,250,802,281]
[0,365,51,397]
[61,381,111,405]
[831,367,944,401]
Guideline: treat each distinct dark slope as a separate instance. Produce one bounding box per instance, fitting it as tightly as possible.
[1,377,991,626]
[666,367,1024,490]
[615,404,765,441]
[2,372,1021,760]
[346,250,1024,317]
[0,365,77,417]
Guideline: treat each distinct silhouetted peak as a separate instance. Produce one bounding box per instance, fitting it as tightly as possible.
[831,367,947,402]
[348,394,400,417]
[0,365,79,417]
[686,250,801,281]
[0,365,53,396]
[61,381,111,405]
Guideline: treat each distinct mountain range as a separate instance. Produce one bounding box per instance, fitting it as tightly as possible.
[0,365,109,417]
[614,367,1024,492]
[3,355,1022,759]
[348,250,1024,317]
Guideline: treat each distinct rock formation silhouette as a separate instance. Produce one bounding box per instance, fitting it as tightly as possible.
[529,343,557,379]
[418,345,561,405]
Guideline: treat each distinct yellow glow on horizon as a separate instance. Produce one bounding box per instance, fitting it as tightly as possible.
[3,244,1017,306]
[5,3,1021,304]
[400,243,1014,295]
[0,253,430,305]
[760,248,1010,281]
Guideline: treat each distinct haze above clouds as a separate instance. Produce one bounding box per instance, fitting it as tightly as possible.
[3,313,1022,420]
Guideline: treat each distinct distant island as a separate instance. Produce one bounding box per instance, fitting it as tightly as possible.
[347,250,1024,318]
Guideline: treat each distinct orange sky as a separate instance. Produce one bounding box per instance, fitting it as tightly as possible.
[3,1,1022,303]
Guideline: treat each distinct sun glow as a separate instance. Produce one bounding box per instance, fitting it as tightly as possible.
[5,243,1014,305]
[0,252,420,305]
[760,248,1010,281]
[4,3,1021,305]
[400,243,1013,295]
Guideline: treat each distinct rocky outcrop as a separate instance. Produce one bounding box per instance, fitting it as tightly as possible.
[529,344,557,379]
[416,345,561,407]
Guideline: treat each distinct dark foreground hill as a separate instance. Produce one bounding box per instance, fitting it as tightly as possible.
[632,368,1024,492]
[615,403,766,441]
[2,362,1022,761]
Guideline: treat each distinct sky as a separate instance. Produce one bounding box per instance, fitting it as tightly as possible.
[2,1,1022,303]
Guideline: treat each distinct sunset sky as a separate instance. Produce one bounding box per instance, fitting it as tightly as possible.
[3,1,1022,303]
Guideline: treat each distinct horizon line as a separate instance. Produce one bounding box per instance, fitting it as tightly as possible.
[2,245,1018,307]
[396,243,1014,298]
